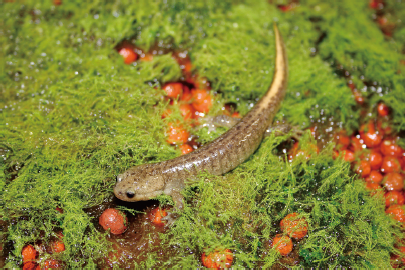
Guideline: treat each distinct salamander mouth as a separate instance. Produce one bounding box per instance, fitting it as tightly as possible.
[126,191,135,198]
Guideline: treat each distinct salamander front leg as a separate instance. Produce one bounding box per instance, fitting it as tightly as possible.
[161,189,184,227]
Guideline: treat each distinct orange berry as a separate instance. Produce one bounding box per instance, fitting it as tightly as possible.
[272,234,293,256]
[181,87,193,103]
[278,4,294,12]
[385,191,405,208]
[342,150,355,162]
[22,245,37,262]
[386,205,405,223]
[118,46,138,64]
[163,83,183,99]
[50,240,65,253]
[355,160,371,178]
[381,139,404,157]
[337,133,350,148]
[231,112,241,118]
[201,248,233,268]
[193,76,211,90]
[180,144,193,155]
[360,121,383,148]
[162,103,195,122]
[347,82,356,90]
[179,103,196,121]
[162,108,172,119]
[369,150,383,170]
[280,213,308,240]
[369,0,383,9]
[383,173,404,191]
[99,208,128,235]
[376,119,393,137]
[365,170,383,184]
[381,156,402,173]
[22,261,40,270]
[289,143,319,161]
[377,103,390,116]
[191,89,213,113]
[140,52,153,62]
[42,259,62,269]
[353,91,365,104]
[365,182,381,191]
[149,207,168,226]
[350,136,364,152]
[166,123,190,145]
[180,59,193,76]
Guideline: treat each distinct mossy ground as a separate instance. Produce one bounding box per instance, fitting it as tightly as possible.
[1,0,405,267]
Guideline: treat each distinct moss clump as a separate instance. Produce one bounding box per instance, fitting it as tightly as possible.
[153,133,402,268]
[2,0,405,267]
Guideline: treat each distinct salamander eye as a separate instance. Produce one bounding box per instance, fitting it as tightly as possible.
[126,191,135,198]
[116,176,122,182]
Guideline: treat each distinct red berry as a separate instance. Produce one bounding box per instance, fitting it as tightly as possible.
[381,139,404,157]
[140,53,153,62]
[179,103,196,121]
[180,144,193,155]
[163,83,183,99]
[22,261,40,270]
[181,86,193,103]
[22,245,37,262]
[42,259,62,269]
[369,150,383,170]
[350,136,365,152]
[365,170,383,184]
[377,102,390,116]
[201,249,233,268]
[50,240,65,253]
[342,150,355,162]
[118,46,138,64]
[149,207,168,226]
[278,4,294,12]
[365,182,381,191]
[386,205,405,223]
[166,123,190,145]
[385,191,405,207]
[232,112,241,118]
[353,91,365,104]
[99,208,128,235]
[272,234,293,256]
[280,213,308,240]
[355,160,371,178]
[383,172,404,191]
[381,156,402,174]
[191,89,213,113]
[337,132,350,148]
[360,121,383,148]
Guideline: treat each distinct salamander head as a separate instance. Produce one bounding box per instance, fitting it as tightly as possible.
[114,164,165,202]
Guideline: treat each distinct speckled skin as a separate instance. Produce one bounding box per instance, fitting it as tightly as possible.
[114,24,288,210]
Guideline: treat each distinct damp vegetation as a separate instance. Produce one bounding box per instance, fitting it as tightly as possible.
[2,0,405,268]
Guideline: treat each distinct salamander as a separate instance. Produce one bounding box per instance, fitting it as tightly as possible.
[114,23,288,216]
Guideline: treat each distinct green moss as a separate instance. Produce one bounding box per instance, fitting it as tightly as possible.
[2,0,405,267]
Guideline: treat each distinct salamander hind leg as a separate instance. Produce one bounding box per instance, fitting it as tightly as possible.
[265,123,303,141]
[199,115,240,132]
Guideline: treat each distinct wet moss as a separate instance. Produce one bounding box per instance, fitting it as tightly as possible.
[2,0,405,267]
